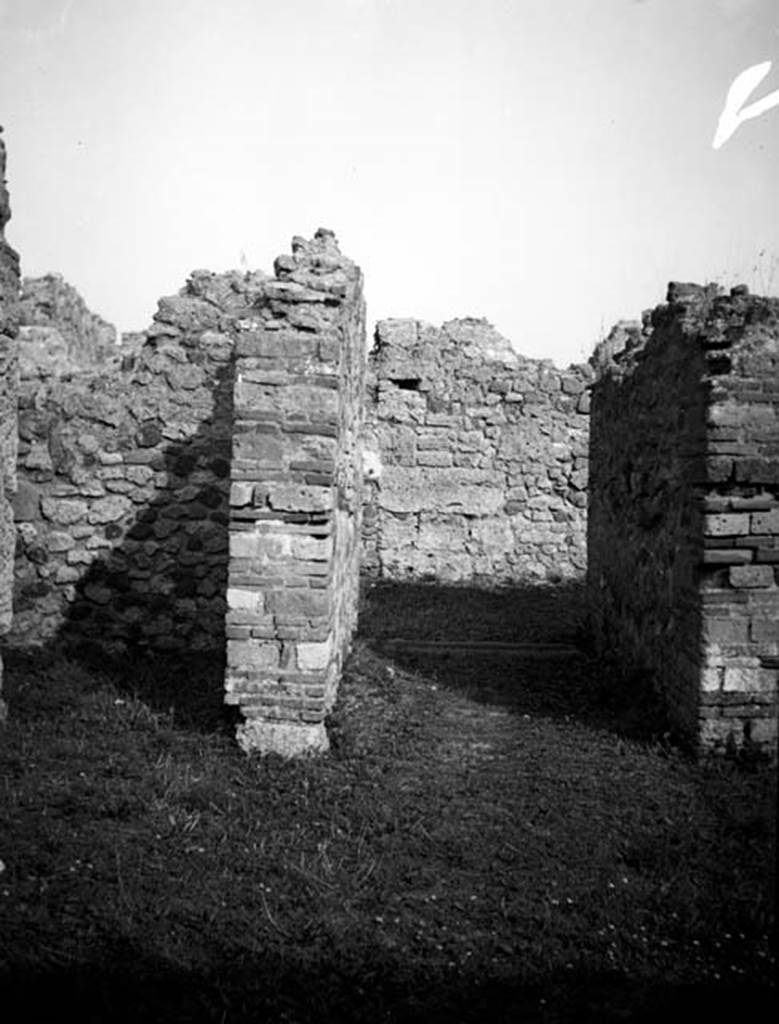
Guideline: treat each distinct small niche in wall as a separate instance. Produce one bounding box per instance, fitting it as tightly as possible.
[392,378,421,391]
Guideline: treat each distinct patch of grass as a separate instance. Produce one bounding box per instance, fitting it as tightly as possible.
[0,595,775,1022]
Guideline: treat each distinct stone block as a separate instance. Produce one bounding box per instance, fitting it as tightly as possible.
[266,483,333,512]
[750,509,779,534]
[226,587,264,613]
[41,497,88,525]
[417,450,453,468]
[235,329,318,359]
[730,494,773,512]
[268,588,330,620]
[236,720,329,756]
[47,531,75,553]
[297,639,332,671]
[54,565,81,584]
[755,548,779,563]
[734,457,779,484]
[751,619,779,643]
[381,466,504,515]
[705,456,733,482]
[227,638,280,670]
[728,565,774,588]
[703,513,750,536]
[701,666,723,692]
[229,531,266,559]
[703,617,749,645]
[87,495,132,524]
[722,665,776,693]
[702,549,752,565]
[230,481,255,507]
[12,479,40,521]
[292,535,333,561]
[233,432,285,465]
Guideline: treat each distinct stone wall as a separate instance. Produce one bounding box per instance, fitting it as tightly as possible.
[364,318,590,583]
[18,274,117,376]
[0,128,20,718]
[225,230,366,756]
[588,284,779,753]
[9,227,366,756]
[9,270,257,654]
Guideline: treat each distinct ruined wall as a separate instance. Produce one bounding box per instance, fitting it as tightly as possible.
[589,284,779,753]
[364,318,590,583]
[10,229,367,756]
[10,270,257,653]
[0,128,20,716]
[18,274,117,376]
[225,230,366,756]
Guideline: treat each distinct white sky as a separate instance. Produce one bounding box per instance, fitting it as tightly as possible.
[1,0,778,366]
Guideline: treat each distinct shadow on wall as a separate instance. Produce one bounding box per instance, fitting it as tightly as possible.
[587,286,779,755]
[357,577,674,742]
[586,311,709,749]
[10,307,243,732]
[55,359,236,732]
[61,362,234,654]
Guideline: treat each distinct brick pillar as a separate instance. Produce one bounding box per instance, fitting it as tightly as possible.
[225,230,365,756]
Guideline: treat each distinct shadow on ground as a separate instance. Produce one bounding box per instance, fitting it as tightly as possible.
[2,643,237,737]
[357,578,673,744]
[1,945,773,1024]
[7,575,670,744]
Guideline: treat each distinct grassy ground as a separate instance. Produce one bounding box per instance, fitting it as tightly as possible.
[0,580,775,1022]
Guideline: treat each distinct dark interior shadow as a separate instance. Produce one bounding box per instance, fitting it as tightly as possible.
[357,578,674,743]
[586,306,711,753]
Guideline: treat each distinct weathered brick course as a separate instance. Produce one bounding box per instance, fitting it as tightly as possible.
[225,229,366,756]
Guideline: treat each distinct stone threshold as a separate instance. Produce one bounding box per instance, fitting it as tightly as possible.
[377,639,581,658]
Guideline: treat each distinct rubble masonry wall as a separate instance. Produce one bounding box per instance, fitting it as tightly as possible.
[9,270,256,654]
[9,228,366,755]
[18,273,117,376]
[363,318,590,583]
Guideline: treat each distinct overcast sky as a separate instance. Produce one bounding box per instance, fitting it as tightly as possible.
[1,0,777,366]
